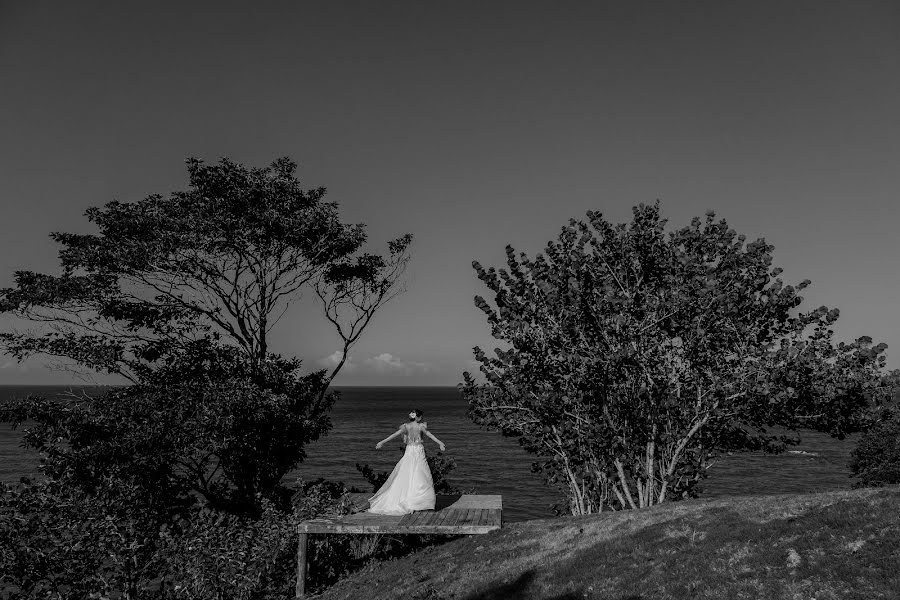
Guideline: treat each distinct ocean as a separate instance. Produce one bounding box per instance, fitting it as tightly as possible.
[0,385,858,522]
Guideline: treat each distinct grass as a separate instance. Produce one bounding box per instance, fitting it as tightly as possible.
[314,486,900,600]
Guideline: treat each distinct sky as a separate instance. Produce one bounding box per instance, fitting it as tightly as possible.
[0,1,898,386]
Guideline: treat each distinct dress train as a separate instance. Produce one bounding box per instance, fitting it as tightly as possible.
[367,443,436,515]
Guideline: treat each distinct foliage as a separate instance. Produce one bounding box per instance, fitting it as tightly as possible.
[154,501,297,599]
[153,483,351,600]
[850,379,900,487]
[461,203,893,515]
[0,478,160,600]
[0,156,411,385]
[0,477,359,599]
[850,415,900,487]
[0,355,334,515]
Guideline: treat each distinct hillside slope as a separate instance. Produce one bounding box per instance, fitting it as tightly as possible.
[316,486,900,600]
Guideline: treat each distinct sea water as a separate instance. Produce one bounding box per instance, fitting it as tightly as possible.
[0,386,858,522]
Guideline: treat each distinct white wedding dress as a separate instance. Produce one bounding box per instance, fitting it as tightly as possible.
[368,422,436,515]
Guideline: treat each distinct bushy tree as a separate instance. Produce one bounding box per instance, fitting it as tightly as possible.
[461,203,893,514]
[0,157,413,596]
[0,355,333,515]
[0,157,411,511]
[0,156,411,385]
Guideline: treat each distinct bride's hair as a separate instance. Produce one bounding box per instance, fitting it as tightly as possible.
[409,408,423,421]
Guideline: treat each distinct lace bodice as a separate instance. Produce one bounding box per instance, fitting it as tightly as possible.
[402,422,427,445]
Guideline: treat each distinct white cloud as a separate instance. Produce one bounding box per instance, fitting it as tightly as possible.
[317,350,357,373]
[1,360,28,371]
[364,353,433,376]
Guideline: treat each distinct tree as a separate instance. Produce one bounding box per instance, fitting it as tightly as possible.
[0,156,411,388]
[460,203,893,515]
[0,157,412,513]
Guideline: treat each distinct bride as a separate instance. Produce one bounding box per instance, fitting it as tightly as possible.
[368,408,446,515]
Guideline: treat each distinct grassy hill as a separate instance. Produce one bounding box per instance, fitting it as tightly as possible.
[315,486,899,600]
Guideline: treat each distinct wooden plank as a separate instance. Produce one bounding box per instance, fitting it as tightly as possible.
[479,509,497,527]
[444,508,464,526]
[296,533,308,598]
[483,509,501,527]
[344,512,403,527]
[297,495,503,534]
[471,509,486,527]
[446,495,502,510]
[298,519,336,534]
[399,509,436,529]
[466,509,480,527]
[401,512,436,534]
[430,509,451,528]
[415,510,436,527]
[413,510,435,526]
[441,508,459,530]
[455,509,472,526]
[397,511,421,527]
[451,509,467,527]
[443,509,463,527]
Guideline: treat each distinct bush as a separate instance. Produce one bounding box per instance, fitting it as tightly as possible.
[1,383,470,598]
[154,498,303,599]
[0,476,362,599]
[850,412,900,487]
[0,478,160,599]
[0,360,335,518]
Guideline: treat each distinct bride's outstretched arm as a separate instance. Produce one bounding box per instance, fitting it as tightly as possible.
[375,426,404,449]
[424,429,446,452]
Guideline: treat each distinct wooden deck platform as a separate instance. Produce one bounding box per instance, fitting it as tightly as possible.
[299,493,502,535]
[295,494,502,597]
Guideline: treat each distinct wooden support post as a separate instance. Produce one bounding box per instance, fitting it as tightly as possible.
[296,532,308,598]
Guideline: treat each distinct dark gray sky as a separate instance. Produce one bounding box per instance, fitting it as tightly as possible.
[1,1,898,385]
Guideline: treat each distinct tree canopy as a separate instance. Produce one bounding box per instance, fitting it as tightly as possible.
[0,156,412,513]
[0,156,411,384]
[461,203,894,514]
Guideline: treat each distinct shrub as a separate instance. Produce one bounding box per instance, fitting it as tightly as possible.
[0,476,366,599]
[154,499,302,599]
[0,478,160,599]
[850,412,900,487]
[0,364,336,518]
